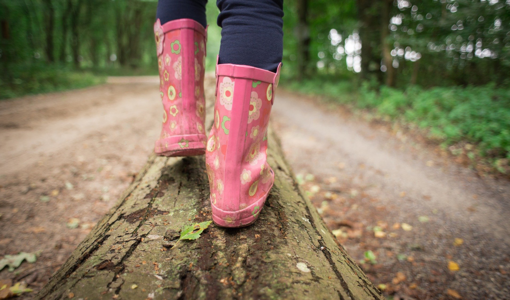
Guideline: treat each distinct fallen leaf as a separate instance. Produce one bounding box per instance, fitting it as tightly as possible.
[374,231,386,238]
[68,292,75,298]
[40,196,50,202]
[407,256,415,262]
[51,189,59,196]
[131,284,138,289]
[409,283,418,289]
[309,185,320,193]
[402,223,413,231]
[400,191,406,197]
[397,254,407,261]
[180,221,212,240]
[392,223,401,229]
[324,192,338,200]
[9,282,32,296]
[0,252,37,272]
[418,216,429,223]
[66,218,80,229]
[454,238,464,246]
[392,272,406,284]
[80,223,95,230]
[447,289,462,299]
[65,182,74,190]
[448,261,460,272]
[377,284,387,291]
[364,250,377,264]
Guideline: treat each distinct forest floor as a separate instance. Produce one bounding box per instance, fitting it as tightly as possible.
[0,76,509,299]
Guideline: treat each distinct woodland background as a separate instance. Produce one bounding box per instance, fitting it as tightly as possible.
[1,0,509,171]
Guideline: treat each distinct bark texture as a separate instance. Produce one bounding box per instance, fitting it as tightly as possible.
[38,106,382,299]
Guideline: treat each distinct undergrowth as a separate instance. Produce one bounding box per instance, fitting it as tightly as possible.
[0,64,104,100]
[285,76,510,173]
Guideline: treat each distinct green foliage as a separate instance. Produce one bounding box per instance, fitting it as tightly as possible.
[287,79,510,160]
[0,64,103,100]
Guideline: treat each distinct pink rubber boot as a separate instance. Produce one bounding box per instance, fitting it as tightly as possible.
[206,61,281,227]
[153,19,207,157]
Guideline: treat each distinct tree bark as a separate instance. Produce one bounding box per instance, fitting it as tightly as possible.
[356,0,382,83]
[59,0,71,63]
[381,0,395,87]
[43,0,55,63]
[295,0,310,81]
[70,0,83,68]
[37,100,383,299]
[410,60,420,85]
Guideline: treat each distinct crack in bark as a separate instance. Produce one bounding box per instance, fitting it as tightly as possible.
[107,168,173,295]
[302,203,358,299]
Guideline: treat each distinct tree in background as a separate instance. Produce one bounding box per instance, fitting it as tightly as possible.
[283,0,509,88]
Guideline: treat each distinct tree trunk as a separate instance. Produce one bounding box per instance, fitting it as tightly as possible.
[410,60,420,85]
[295,0,310,81]
[381,0,395,87]
[356,0,382,83]
[115,7,126,66]
[37,102,383,299]
[59,0,72,63]
[127,5,143,68]
[43,0,55,63]
[70,0,83,68]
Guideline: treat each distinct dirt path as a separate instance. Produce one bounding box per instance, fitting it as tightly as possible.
[272,91,510,299]
[0,79,164,297]
[0,78,509,299]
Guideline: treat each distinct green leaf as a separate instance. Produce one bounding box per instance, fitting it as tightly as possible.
[397,254,407,261]
[364,250,377,264]
[180,221,212,241]
[0,252,37,272]
[10,282,33,295]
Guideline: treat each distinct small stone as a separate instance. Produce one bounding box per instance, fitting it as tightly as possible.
[296,262,310,273]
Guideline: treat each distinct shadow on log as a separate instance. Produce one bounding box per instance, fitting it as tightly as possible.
[38,80,383,300]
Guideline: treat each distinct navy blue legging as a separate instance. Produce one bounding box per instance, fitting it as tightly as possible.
[156,0,283,72]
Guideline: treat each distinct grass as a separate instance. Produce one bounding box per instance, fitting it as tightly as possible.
[284,76,510,173]
[0,64,105,100]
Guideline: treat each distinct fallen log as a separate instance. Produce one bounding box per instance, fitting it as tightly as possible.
[38,91,382,300]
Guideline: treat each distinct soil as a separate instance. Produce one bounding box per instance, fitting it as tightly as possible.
[0,77,509,299]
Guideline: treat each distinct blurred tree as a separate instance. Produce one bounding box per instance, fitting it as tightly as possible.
[42,0,55,62]
[295,0,310,80]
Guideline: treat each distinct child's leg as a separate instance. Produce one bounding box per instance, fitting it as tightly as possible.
[216,0,284,72]
[156,0,208,28]
[206,0,284,228]
[153,0,209,157]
